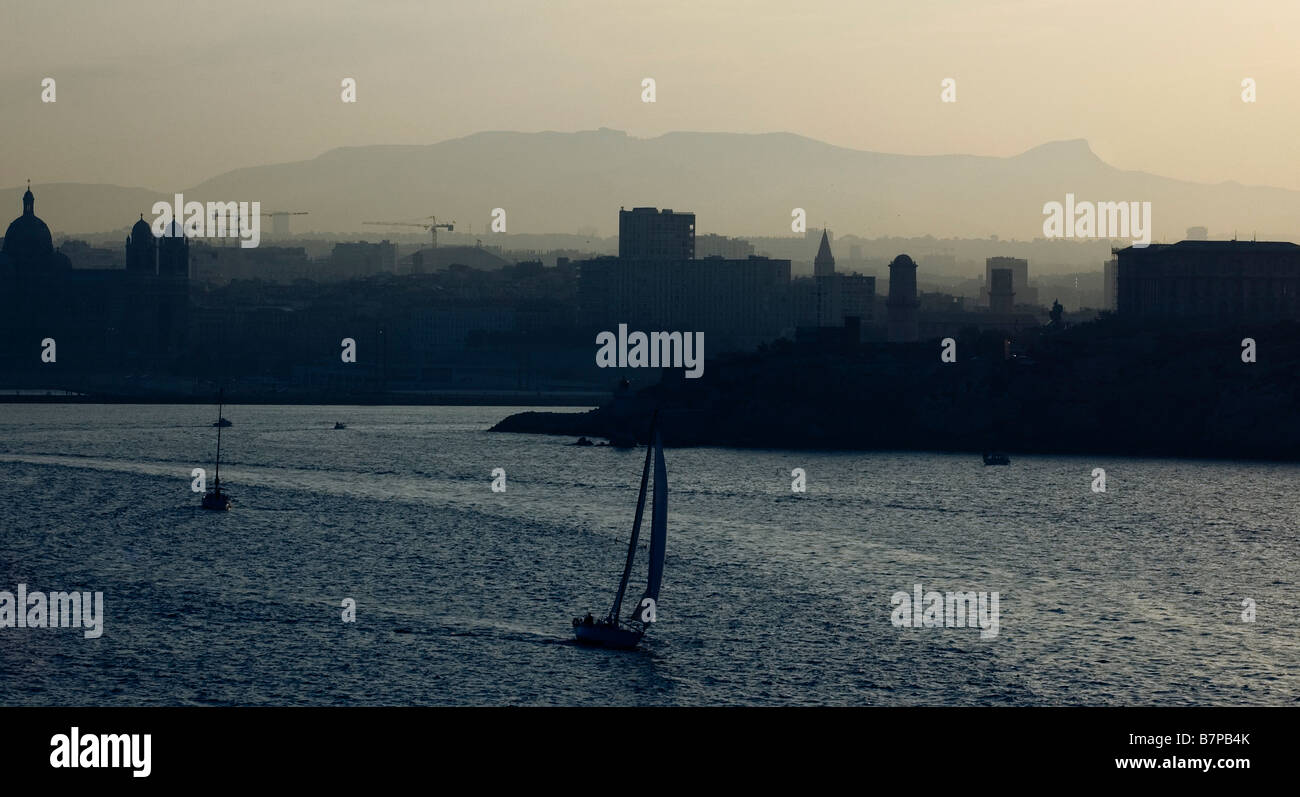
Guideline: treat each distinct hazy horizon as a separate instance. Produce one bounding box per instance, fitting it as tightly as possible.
[4,0,1298,191]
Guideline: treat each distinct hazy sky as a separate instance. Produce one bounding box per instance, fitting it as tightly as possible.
[3,0,1297,191]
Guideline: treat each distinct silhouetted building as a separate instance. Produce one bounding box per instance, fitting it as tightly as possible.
[130,220,190,361]
[1186,226,1208,241]
[813,230,836,326]
[580,253,790,353]
[2,186,69,272]
[618,207,695,260]
[813,230,835,277]
[1116,240,1300,322]
[0,188,189,376]
[695,233,754,259]
[158,221,189,279]
[796,232,876,336]
[1103,256,1118,310]
[405,244,510,274]
[805,227,831,250]
[126,216,156,274]
[989,268,1015,314]
[985,256,1036,307]
[840,274,875,327]
[887,254,919,342]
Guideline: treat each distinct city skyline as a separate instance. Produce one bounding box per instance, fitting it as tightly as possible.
[3,2,1298,762]
[7,129,1300,243]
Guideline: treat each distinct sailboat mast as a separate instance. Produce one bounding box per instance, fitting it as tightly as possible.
[633,426,668,622]
[214,390,223,487]
[608,415,656,623]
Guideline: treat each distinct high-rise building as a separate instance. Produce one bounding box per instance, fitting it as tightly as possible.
[1103,256,1118,310]
[839,274,875,328]
[1116,240,1300,321]
[985,256,1030,307]
[989,268,1015,314]
[887,254,919,343]
[618,207,695,260]
[580,253,790,353]
[585,210,789,352]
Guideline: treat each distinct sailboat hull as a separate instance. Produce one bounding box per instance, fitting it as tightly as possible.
[201,492,231,511]
[573,622,644,650]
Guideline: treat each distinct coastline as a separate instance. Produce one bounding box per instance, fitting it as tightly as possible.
[492,317,1300,461]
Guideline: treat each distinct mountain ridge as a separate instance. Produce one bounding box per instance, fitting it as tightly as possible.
[6,130,1298,241]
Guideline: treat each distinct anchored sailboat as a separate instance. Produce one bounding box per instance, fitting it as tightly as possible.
[201,389,232,511]
[573,415,667,649]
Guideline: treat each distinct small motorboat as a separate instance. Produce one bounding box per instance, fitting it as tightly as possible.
[983,452,1010,466]
[573,436,593,446]
[333,422,346,430]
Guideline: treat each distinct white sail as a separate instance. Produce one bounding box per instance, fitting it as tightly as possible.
[632,428,667,624]
[609,433,654,623]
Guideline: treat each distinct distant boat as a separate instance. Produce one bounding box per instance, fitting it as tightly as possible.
[201,390,232,511]
[574,414,667,650]
[608,433,636,449]
[573,436,593,446]
[983,452,1010,466]
[333,421,346,430]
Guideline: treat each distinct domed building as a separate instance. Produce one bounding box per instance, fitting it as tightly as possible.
[0,185,190,379]
[1,184,70,271]
[126,214,156,273]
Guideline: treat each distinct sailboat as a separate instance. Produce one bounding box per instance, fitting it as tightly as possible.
[201,390,233,511]
[573,414,667,650]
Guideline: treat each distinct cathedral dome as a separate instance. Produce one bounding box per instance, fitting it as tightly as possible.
[130,215,154,242]
[2,187,54,265]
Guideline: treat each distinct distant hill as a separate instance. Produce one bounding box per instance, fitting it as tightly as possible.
[7,129,1300,242]
[0,183,164,239]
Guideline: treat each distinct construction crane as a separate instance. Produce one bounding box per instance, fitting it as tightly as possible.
[261,210,309,237]
[363,216,455,248]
